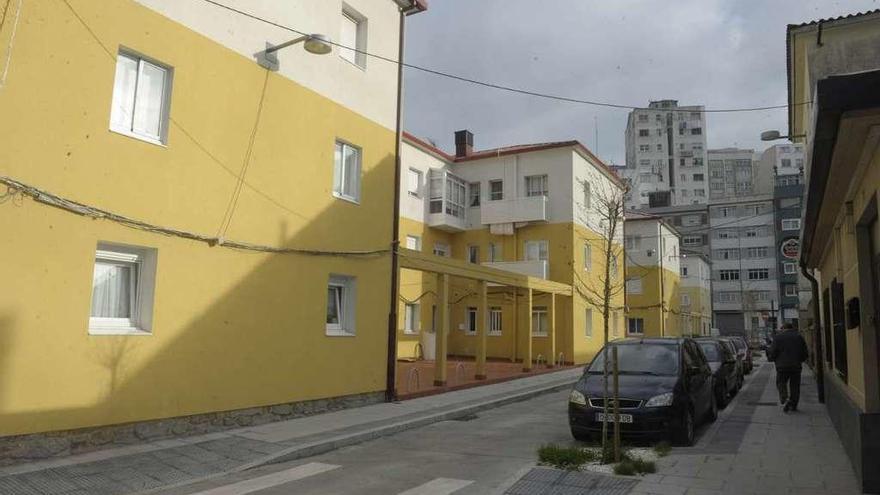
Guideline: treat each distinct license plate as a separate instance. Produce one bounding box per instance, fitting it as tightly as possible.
[595,413,633,423]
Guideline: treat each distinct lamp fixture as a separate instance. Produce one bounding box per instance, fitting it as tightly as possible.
[257,34,332,70]
[760,130,807,142]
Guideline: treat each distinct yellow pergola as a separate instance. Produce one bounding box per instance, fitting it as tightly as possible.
[397,248,572,386]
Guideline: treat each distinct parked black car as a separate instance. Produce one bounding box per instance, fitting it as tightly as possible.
[568,338,716,446]
[730,336,753,374]
[696,338,739,408]
[717,338,744,389]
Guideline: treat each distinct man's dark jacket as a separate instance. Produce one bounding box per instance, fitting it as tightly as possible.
[768,330,808,370]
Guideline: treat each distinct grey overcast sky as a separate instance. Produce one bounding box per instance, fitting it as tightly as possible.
[402,0,878,165]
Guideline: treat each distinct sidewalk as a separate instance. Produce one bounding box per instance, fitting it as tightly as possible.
[0,368,580,495]
[630,360,863,495]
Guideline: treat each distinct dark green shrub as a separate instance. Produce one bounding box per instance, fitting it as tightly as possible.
[537,444,596,470]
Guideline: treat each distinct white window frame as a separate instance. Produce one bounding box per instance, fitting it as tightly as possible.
[468,182,481,207]
[784,262,797,274]
[747,268,770,280]
[584,308,593,338]
[719,269,740,281]
[682,235,701,246]
[326,274,357,336]
[407,168,422,197]
[89,243,157,335]
[489,180,503,201]
[781,219,801,231]
[784,285,798,297]
[531,306,548,336]
[524,240,549,262]
[333,140,362,203]
[433,242,450,257]
[583,242,592,271]
[525,174,548,197]
[339,7,367,68]
[626,276,643,294]
[627,317,644,335]
[405,235,421,251]
[489,307,502,336]
[467,245,480,264]
[404,303,420,334]
[109,50,173,146]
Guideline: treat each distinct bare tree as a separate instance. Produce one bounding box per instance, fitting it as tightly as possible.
[575,178,626,460]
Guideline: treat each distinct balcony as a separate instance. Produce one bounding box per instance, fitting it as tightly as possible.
[482,260,548,279]
[480,196,548,225]
[427,209,467,232]
[427,169,467,232]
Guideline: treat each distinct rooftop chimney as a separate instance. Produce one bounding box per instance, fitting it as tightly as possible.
[454,129,473,158]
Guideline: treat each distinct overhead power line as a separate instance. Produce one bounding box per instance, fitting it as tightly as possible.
[198,0,808,114]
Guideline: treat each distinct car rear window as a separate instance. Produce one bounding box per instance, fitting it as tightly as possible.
[588,344,679,376]
[698,342,720,361]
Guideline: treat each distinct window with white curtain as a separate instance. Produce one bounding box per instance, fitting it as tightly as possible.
[327,274,356,336]
[109,51,172,144]
[583,242,592,271]
[468,182,481,207]
[333,141,361,202]
[531,306,548,336]
[524,240,549,261]
[404,303,419,334]
[89,243,157,335]
[339,7,366,67]
[407,168,422,197]
[489,307,502,335]
[405,235,421,251]
[525,175,548,197]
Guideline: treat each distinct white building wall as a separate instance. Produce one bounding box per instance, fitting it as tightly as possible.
[399,141,450,224]
[135,0,402,130]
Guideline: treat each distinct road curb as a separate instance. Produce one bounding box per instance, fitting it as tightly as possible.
[134,376,578,494]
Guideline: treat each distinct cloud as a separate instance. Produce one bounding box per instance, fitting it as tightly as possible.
[402,0,877,164]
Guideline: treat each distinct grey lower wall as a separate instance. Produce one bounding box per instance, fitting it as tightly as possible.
[824,372,880,494]
[0,391,384,466]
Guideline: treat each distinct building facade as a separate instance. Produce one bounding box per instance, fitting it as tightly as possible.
[398,131,626,369]
[622,100,708,209]
[623,213,683,337]
[0,0,423,455]
[679,255,713,336]
[772,169,810,329]
[708,196,780,339]
[788,9,880,492]
[707,148,764,200]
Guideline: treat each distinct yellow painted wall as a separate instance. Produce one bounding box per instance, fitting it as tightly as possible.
[0,0,396,436]
[626,266,682,337]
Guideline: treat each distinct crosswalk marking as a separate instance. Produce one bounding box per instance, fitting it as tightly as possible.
[191,462,340,495]
[397,478,474,495]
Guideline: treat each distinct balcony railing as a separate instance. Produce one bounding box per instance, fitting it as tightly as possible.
[480,195,549,225]
[482,260,548,279]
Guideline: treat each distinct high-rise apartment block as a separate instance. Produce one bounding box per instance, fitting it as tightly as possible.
[622,100,708,209]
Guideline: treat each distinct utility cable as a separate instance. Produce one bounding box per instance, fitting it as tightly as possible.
[197,0,809,114]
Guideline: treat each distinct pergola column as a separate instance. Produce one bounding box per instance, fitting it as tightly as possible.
[475,280,488,380]
[523,288,533,372]
[548,292,556,368]
[434,273,449,386]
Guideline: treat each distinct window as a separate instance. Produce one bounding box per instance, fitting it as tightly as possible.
[694,189,705,197]
[627,318,644,335]
[681,294,691,306]
[489,180,503,201]
[465,307,477,335]
[693,174,704,181]
[89,243,157,334]
[681,266,689,277]
[796,158,804,169]
[584,309,592,337]
[433,243,450,257]
[405,235,421,251]
[782,219,801,231]
[326,274,357,336]
[489,307,502,335]
[747,268,769,280]
[626,277,643,294]
[719,269,740,281]
[715,249,739,260]
[639,144,650,152]
[781,158,792,168]
[467,245,479,264]
[690,111,701,120]
[716,292,740,303]
[719,207,732,217]
[407,168,422,197]
[488,242,502,262]
[680,174,687,182]
[639,159,651,167]
[610,255,619,279]
[751,291,771,302]
[784,262,797,274]
[681,190,690,198]
[109,51,172,144]
[785,285,798,297]
[404,303,419,334]
[680,158,686,167]
[339,8,366,67]
[532,306,548,336]
[639,129,649,137]
[468,182,481,207]
[682,235,701,246]
[524,240,549,261]
[525,175,548,197]
[333,141,362,202]
[638,114,648,122]
[746,247,768,258]
[656,144,663,151]
[691,128,702,135]
[583,242,592,270]
[625,235,641,250]
[780,197,801,209]
[583,182,591,209]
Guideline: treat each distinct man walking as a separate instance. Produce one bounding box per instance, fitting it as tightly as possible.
[767,323,808,412]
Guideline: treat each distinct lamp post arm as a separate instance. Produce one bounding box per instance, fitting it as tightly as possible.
[265,36,309,54]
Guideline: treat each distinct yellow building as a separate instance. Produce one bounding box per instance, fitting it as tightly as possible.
[678,255,713,336]
[395,131,626,384]
[623,212,683,337]
[0,0,424,456]
[788,9,880,493]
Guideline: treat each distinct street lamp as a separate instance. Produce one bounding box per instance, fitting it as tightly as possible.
[257,34,333,70]
[760,130,806,141]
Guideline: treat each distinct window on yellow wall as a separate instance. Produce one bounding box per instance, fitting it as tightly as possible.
[404,303,419,334]
[405,235,421,251]
[89,243,157,335]
[333,141,362,202]
[488,242,502,262]
[583,242,592,271]
[626,277,642,294]
[326,274,357,336]
[532,306,548,336]
[465,307,477,335]
[109,51,172,145]
[489,307,502,335]
[524,240,548,262]
[585,308,592,337]
[627,317,644,335]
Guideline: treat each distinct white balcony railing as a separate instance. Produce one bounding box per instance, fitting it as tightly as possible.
[480,195,548,225]
[482,260,548,279]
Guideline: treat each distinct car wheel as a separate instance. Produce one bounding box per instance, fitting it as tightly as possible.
[707,393,718,423]
[570,427,592,443]
[674,407,695,446]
